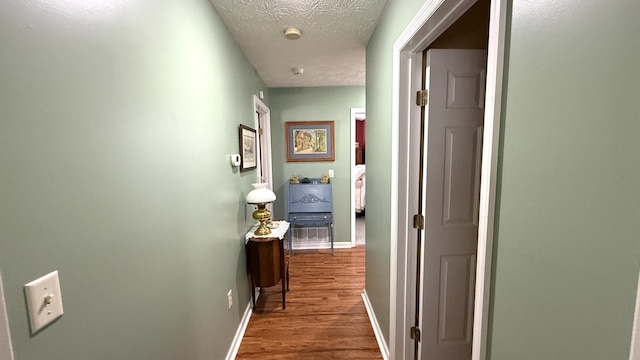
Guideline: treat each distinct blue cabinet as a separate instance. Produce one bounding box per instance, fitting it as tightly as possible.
[287,179,334,254]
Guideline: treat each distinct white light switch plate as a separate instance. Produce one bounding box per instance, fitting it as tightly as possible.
[24,270,64,334]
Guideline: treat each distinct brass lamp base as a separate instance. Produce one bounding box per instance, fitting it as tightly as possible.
[252,204,272,236]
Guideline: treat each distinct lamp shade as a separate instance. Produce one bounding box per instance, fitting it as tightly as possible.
[246,183,276,204]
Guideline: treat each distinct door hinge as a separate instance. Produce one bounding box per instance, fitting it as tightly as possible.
[258,128,263,135]
[413,214,424,230]
[416,90,428,107]
[410,326,421,341]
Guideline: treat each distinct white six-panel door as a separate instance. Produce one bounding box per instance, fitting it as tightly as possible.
[419,49,486,360]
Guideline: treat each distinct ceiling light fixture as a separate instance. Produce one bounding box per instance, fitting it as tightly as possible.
[284,27,301,40]
[292,67,304,75]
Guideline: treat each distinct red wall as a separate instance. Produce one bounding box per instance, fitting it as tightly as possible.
[356,120,366,149]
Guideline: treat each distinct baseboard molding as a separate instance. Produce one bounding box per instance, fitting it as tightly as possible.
[362,290,390,360]
[629,270,640,360]
[225,299,254,360]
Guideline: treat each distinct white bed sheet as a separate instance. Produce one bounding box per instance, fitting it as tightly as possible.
[355,164,366,212]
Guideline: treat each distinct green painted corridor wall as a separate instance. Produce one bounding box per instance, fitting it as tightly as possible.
[269,87,365,246]
[365,0,431,344]
[0,0,267,358]
[488,0,640,358]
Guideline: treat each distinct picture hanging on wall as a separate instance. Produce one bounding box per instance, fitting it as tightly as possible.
[239,124,257,171]
[285,121,335,162]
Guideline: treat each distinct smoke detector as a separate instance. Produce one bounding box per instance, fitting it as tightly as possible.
[284,27,301,40]
[292,67,304,75]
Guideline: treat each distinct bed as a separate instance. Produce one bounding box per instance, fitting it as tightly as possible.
[355,164,366,213]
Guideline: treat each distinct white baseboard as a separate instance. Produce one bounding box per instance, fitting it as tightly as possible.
[629,271,640,360]
[225,299,254,360]
[362,290,390,360]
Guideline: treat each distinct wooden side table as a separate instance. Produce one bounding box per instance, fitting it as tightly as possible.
[245,221,290,309]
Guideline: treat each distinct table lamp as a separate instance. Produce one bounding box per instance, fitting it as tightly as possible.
[246,183,276,236]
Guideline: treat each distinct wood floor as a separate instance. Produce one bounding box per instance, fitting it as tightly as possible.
[236,246,382,359]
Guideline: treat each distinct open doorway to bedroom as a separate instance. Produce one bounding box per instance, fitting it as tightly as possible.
[351,108,366,247]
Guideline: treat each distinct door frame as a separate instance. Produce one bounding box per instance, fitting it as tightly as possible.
[630,271,640,360]
[389,0,507,359]
[0,271,14,360]
[350,107,365,248]
[253,95,273,188]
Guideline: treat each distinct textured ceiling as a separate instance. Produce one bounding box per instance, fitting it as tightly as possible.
[209,0,388,88]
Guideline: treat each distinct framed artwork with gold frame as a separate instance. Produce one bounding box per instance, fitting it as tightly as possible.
[285,121,335,162]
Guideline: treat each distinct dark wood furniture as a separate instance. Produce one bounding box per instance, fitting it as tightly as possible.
[245,221,290,309]
[287,179,334,254]
[356,147,364,164]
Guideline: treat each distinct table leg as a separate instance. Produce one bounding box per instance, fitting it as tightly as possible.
[286,263,290,291]
[251,280,256,310]
[280,238,286,309]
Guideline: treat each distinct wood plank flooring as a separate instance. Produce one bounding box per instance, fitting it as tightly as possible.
[236,246,382,359]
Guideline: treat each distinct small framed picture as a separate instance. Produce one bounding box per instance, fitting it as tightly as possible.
[285,121,335,162]
[239,124,257,171]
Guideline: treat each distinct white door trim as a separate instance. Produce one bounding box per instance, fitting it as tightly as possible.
[351,107,365,248]
[388,0,507,359]
[253,95,273,188]
[0,271,14,360]
[629,271,640,360]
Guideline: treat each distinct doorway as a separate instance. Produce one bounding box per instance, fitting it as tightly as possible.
[351,107,366,248]
[253,95,273,188]
[389,0,507,359]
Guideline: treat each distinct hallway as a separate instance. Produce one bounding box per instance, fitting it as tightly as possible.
[236,247,380,359]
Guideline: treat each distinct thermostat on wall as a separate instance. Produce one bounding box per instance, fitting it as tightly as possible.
[231,154,241,167]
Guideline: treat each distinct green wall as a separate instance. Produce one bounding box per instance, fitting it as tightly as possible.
[488,0,640,358]
[365,0,429,343]
[269,87,365,245]
[0,0,267,358]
